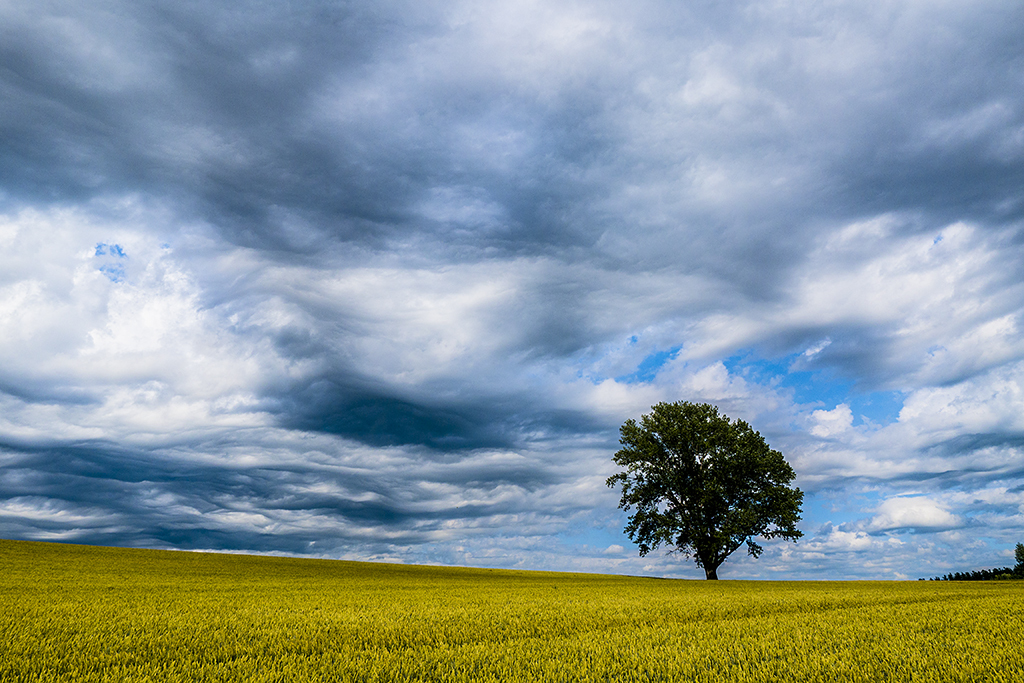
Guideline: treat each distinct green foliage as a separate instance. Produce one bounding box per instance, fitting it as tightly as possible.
[607,402,803,579]
[929,568,1019,581]
[933,543,1024,580]
[2,539,1024,682]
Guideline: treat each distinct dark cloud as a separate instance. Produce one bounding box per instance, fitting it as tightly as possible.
[281,381,512,449]
[6,0,1018,265]
[0,434,573,557]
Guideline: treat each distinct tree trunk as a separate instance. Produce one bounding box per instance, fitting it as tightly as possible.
[704,566,719,580]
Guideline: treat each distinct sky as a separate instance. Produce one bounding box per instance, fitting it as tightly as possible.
[1,0,1023,580]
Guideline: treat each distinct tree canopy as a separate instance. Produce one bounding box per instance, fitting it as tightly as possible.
[607,401,803,579]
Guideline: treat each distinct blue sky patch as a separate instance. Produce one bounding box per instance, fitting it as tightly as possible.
[725,351,904,427]
[95,243,126,258]
[616,346,682,384]
[95,243,128,282]
[98,264,125,283]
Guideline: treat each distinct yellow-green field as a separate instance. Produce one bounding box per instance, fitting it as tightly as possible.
[1,539,1021,682]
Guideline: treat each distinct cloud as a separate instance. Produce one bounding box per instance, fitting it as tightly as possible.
[1,0,1023,579]
[863,496,961,533]
[810,404,853,438]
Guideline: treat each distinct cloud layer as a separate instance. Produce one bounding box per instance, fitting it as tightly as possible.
[2,0,1023,578]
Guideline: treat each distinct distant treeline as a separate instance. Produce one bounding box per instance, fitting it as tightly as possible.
[923,567,1021,581]
[922,543,1024,581]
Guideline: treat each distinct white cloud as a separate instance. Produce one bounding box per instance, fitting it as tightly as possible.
[865,496,961,532]
[810,404,853,438]
[0,205,282,443]
[897,361,1024,439]
[803,338,831,359]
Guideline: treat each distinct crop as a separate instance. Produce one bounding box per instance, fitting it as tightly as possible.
[1,538,1021,682]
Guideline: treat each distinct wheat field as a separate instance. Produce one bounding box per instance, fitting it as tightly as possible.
[1,538,1021,682]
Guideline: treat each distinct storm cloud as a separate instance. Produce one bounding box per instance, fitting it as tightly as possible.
[2,0,1023,578]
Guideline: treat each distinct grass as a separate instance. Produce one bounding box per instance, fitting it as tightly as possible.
[1,538,1022,682]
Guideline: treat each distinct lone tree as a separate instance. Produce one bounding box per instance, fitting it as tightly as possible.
[607,401,803,579]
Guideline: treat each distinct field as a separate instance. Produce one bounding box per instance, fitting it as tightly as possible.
[1,539,1022,682]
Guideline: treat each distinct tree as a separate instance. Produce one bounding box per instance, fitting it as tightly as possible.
[1015,542,1024,577]
[606,401,803,580]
